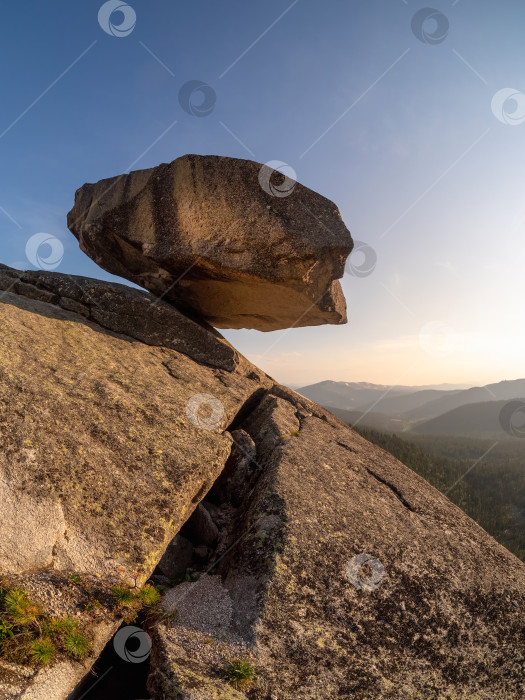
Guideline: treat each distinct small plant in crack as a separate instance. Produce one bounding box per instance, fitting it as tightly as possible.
[137,584,161,607]
[112,586,135,606]
[222,657,256,690]
[0,619,14,640]
[112,583,161,607]
[3,589,41,625]
[48,615,79,638]
[47,616,90,660]
[111,583,162,623]
[83,596,102,612]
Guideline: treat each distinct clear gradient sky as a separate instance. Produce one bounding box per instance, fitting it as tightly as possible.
[1,1,524,387]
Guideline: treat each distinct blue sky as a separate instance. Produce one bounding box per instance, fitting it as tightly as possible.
[1,1,524,386]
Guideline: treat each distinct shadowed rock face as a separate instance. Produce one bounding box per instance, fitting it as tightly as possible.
[67,154,353,331]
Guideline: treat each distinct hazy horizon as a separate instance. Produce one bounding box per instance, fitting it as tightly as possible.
[289,377,523,391]
[1,1,524,388]
[290,379,491,390]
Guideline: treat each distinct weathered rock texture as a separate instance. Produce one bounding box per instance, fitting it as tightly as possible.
[0,264,268,699]
[0,265,272,587]
[0,264,237,371]
[67,154,353,331]
[148,389,525,699]
[0,266,523,699]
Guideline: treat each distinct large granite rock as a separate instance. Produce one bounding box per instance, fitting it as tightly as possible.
[0,265,271,699]
[67,154,353,331]
[148,388,525,699]
[0,265,523,699]
[0,265,273,587]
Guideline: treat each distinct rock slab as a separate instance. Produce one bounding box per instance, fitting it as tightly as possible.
[149,389,525,699]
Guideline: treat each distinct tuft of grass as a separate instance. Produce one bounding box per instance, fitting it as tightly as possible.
[0,586,92,668]
[0,619,14,640]
[49,616,78,636]
[68,574,82,585]
[112,583,163,610]
[112,586,135,605]
[4,590,40,625]
[111,583,163,624]
[63,632,90,660]
[138,584,161,607]
[30,639,55,666]
[223,658,256,690]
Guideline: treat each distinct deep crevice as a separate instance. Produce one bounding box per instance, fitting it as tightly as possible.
[150,391,268,589]
[68,621,150,700]
[226,387,268,432]
[69,388,274,697]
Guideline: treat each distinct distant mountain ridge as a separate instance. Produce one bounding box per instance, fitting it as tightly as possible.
[404,378,525,422]
[297,378,525,438]
[410,399,519,437]
[296,380,470,413]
